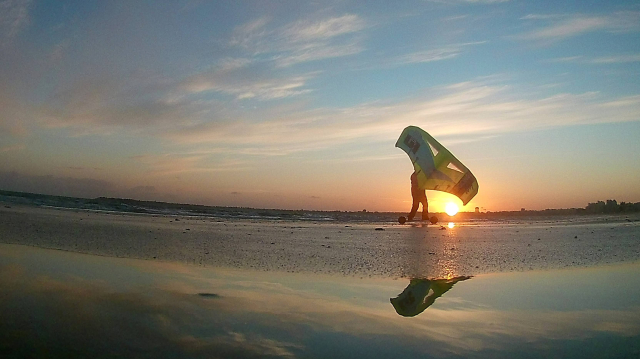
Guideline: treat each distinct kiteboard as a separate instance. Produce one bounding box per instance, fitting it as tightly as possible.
[398,216,438,224]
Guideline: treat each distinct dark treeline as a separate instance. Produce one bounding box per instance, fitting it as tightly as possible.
[584,199,640,213]
[472,199,640,219]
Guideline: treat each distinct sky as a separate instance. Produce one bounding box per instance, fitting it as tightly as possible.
[1,0,640,213]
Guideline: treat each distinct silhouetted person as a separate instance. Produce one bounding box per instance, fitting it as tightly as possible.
[408,171,428,221]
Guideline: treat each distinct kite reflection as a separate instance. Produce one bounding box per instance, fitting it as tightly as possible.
[390,276,472,317]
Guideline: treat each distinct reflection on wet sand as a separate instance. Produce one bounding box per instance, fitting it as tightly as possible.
[390,276,472,317]
[2,244,640,358]
[401,223,464,279]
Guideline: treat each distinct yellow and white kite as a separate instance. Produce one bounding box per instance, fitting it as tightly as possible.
[396,126,478,205]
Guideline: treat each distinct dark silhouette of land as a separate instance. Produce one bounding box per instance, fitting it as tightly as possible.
[1,189,639,222]
[466,199,640,220]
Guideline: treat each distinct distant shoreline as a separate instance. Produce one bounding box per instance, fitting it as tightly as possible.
[1,189,639,223]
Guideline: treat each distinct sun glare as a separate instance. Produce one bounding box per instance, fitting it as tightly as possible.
[445,202,459,216]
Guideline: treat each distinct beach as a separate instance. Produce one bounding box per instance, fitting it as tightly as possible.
[1,203,640,358]
[1,204,639,278]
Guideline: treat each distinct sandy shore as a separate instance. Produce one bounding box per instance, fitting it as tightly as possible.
[1,203,639,278]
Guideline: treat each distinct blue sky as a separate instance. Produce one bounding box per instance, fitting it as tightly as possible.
[1,0,639,212]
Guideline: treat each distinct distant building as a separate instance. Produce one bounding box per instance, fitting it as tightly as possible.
[475,207,479,214]
[521,208,525,211]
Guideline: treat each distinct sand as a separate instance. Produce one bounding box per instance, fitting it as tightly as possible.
[1,203,639,278]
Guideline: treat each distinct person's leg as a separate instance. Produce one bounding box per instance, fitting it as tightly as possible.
[421,197,429,220]
[408,198,419,221]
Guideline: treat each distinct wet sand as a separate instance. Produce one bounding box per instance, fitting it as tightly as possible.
[1,203,639,278]
[1,243,639,358]
[2,203,640,358]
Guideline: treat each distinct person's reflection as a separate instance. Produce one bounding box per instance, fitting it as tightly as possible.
[390,276,471,317]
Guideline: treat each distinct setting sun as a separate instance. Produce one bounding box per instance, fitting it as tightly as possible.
[445,202,459,216]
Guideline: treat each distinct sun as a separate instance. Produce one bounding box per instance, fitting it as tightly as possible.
[445,202,459,216]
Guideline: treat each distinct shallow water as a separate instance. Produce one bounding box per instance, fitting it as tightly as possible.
[1,244,639,358]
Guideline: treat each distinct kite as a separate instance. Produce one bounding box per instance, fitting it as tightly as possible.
[390,276,472,317]
[395,126,478,205]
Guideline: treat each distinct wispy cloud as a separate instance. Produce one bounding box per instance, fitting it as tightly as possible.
[275,41,364,68]
[230,14,367,67]
[393,41,487,65]
[442,15,470,22]
[18,14,366,137]
[23,71,640,158]
[280,14,365,43]
[0,170,115,198]
[544,56,583,63]
[180,69,315,101]
[131,154,251,175]
[0,0,32,47]
[591,54,640,64]
[546,54,640,64]
[520,14,565,20]
[518,12,640,43]
[163,79,640,156]
[520,16,608,41]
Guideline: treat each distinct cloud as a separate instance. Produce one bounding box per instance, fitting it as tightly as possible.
[36,57,316,135]
[275,41,364,68]
[544,56,583,63]
[442,15,470,22]
[590,54,640,64]
[0,0,32,47]
[546,54,640,64]
[0,171,116,199]
[393,41,487,65]
[518,12,640,43]
[37,71,244,135]
[2,12,365,138]
[163,79,640,156]
[520,14,565,20]
[519,16,607,41]
[281,14,365,43]
[230,14,367,67]
[229,17,271,49]
[130,154,251,175]
[180,66,315,100]
[12,63,640,160]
